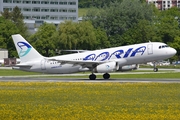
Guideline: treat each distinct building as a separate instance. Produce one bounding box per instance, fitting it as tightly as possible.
[0,0,78,33]
[146,0,180,10]
[0,49,8,60]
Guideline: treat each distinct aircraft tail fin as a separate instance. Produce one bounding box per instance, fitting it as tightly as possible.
[12,34,43,63]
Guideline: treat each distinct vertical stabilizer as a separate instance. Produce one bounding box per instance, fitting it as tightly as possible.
[12,34,43,62]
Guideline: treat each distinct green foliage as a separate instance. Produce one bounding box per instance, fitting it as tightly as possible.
[79,0,123,8]
[1,6,28,37]
[85,0,154,46]
[29,23,57,57]
[0,8,11,19]
[121,19,161,45]
[11,6,28,37]
[57,21,109,50]
[0,17,19,57]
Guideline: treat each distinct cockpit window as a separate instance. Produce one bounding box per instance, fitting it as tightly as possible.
[159,45,169,49]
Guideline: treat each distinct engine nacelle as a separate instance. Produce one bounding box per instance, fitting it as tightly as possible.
[94,61,119,73]
[118,64,139,71]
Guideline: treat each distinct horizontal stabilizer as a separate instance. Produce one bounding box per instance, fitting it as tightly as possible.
[14,64,32,67]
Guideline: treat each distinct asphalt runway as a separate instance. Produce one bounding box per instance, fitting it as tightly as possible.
[0,68,179,83]
[0,76,180,83]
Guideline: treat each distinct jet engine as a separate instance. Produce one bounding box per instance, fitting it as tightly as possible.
[94,61,119,73]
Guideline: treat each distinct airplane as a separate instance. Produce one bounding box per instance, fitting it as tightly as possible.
[12,34,176,80]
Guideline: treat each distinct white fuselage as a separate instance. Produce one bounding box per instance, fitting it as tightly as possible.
[14,42,176,74]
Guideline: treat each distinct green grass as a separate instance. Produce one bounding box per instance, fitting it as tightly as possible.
[0,69,41,76]
[78,8,100,17]
[0,69,180,79]
[140,64,180,69]
[0,82,180,119]
[78,8,89,17]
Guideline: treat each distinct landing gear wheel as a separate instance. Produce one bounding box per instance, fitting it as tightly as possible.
[103,73,110,79]
[153,68,158,72]
[89,74,96,80]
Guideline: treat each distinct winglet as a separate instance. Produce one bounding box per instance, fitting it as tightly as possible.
[12,34,43,63]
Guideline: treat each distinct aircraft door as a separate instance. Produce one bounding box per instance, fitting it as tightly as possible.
[41,59,46,70]
[147,44,153,55]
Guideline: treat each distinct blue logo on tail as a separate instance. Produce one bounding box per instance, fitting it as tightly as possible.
[17,42,32,57]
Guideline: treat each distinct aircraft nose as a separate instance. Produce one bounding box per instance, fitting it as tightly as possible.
[170,48,177,55]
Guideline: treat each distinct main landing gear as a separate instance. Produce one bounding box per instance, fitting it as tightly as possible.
[153,61,158,72]
[89,73,110,80]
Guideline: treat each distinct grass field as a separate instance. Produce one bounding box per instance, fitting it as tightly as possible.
[0,69,180,79]
[0,82,180,119]
[78,8,100,17]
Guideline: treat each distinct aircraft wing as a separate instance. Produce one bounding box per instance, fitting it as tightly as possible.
[48,58,104,67]
[47,58,127,68]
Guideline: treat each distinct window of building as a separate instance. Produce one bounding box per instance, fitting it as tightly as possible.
[68,9,76,12]
[45,15,50,19]
[50,16,58,20]
[23,0,31,4]
[59,16,67,20]
[3,7,12,11]
[13,0,21,3]
[50,1,58,4]
[24,15,31,19]
[32,1,40,4]
[59,9,67,12]
[32,16,40,19]
[68,16,76,20]
[68,2,76,5]
[41,16,46,19]
[50,9,58,12]
[32,7,40,12]
[23,8,31,12]
[40,16,50,20]
[59,2,67,5]
[41,1,49,4]
[41,8,49,12]
[35,20,44,24]
[3,0,12,3]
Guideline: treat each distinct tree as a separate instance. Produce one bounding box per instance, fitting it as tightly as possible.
[85,0,154,46]
[1,6,28,37]
[168,36,180,61]
[121,19,161,45]
[57,21,79,50]
[57,21,109,50]
[11,6,28,37]
[0,8,11,19]
[29,23,57,57]
[155,7,180,44]
[79,0,123,8]
[0,17,19,57]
